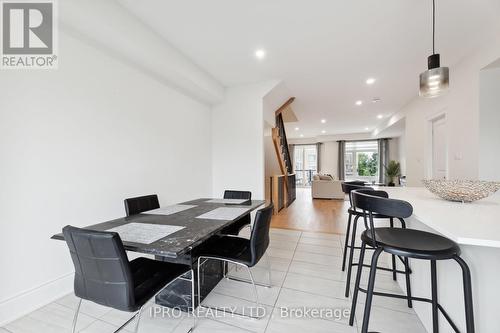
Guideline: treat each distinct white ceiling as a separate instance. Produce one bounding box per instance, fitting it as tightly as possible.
[119,0,500,138]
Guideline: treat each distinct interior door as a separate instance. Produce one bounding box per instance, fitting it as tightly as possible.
[431,116,447,179]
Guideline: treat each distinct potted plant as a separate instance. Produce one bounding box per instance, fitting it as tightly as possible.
[384,160,401,187]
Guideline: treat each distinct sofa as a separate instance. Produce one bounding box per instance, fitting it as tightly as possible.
[311,174,344,199]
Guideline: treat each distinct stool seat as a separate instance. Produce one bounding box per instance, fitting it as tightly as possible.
[361,228,460,260]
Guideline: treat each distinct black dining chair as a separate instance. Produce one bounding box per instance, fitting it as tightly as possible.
[124,194,160,216]
[219,190,252,236]
[348,191,475,333]
[341,183,409,298]
[196,204,273,319]
[62,225,196,333]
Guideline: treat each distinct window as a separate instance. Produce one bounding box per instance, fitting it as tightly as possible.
[345,141,379,182]
[293,145,318,187]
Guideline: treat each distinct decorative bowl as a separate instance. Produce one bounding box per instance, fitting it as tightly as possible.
[422,179,500,203]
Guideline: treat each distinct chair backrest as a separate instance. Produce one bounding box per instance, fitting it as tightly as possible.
[341,183,373,208]
[351,190,413,245]
[124,194,160,216]
[249,204,273,266]
[223,190,252,201]
[63,225,136,311]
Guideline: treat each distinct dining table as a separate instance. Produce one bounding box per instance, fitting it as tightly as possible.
[52,198,266,311]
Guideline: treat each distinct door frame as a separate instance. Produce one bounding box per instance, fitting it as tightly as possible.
[425,110,448,180]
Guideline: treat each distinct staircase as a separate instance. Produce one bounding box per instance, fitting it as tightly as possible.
[271,98,297,213]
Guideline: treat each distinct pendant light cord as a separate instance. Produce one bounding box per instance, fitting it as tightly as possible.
[432,0,436,54]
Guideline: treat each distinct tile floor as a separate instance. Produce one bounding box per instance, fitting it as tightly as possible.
[2,228,426,333]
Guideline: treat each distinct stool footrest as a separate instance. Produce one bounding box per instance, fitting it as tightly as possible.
[357,288,460,333]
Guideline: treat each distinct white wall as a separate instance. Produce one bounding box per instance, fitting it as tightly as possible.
[0,31,213,325]
[479,66,500,181]
[387,35,500,186]
[211,81,278,200]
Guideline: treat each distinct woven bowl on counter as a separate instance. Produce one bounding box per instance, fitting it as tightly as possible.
[422,179,500,203]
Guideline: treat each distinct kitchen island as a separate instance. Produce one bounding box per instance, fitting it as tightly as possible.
[382,187,500,333]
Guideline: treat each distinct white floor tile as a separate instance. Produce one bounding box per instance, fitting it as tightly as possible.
[266,248,294,260]
[299,237,342,248]
[288,260,347,282]
[79,320,120,333]
[210,278,281,307]
[296,243,343,256]
[275,288,353,325]
[173,317,252,333]
[282,273,347,300]
[56,294,112,319]
[270,229,302,238]
[293,251,343,266]
[355,306,426,333]
[255,256,291,272]
[268,240,298,251]
[200,293,272,332]
[265,308,357,333]
[226,265,286,287]
[301,232,341,241]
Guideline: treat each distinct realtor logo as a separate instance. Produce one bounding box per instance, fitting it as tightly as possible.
[1,0,57,69]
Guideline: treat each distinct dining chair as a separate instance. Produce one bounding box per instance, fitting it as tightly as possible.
[124,194,160,216]
[196,204,273,319]
[219,190,252,236]
[348,191,475,333]
[62,225,196,333]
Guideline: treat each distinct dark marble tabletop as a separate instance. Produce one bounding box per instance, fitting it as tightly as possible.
[52,198,266,258]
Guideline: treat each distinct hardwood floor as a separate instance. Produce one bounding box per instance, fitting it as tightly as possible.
[271,187,349,234]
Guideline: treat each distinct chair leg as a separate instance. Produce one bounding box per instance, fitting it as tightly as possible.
[345,215,360,297]
[360,247,384,333]
[197,257,202,311]
[244,264,261,309]
[133,306,145,333]
[265,252,272,287]
[72,298,82,333]
[389,218,397,281]
[430,260,439,333]
[349,241,366,326]
[342,213,353,271]
[188,269,196,333]
[454,255,475,333]
[404,257,413,308]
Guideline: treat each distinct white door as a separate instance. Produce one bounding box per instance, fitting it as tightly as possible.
[431,116,447,179]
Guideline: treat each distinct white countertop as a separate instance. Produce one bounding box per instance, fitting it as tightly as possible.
[381,187,500,248]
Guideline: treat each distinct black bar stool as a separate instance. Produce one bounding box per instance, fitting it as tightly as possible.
[341,183,410,297]
[349,190,475,333]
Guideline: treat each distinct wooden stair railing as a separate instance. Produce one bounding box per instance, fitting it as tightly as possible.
[271,97,296,213]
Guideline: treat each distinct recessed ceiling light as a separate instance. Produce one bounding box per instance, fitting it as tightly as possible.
[366,78,376,85]
[300,134,304,137]
[372,97,381,103]
[321,119,326,123]
[365,127,370,131]
[294,127,299,131]
[355,100,363,106]
[321,130,326,134]
[255,49,266,60]
[377,114,383,119]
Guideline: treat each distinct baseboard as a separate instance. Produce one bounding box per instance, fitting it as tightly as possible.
[0,272,74,326]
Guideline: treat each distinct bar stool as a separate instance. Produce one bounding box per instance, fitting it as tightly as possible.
[349,190,475,333]
[341,183,410,297]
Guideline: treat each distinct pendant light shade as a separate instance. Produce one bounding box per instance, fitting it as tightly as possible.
[419,0,449,98]
[419,54,449,98]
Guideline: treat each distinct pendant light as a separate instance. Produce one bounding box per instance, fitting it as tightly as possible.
[419,0,449,98]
